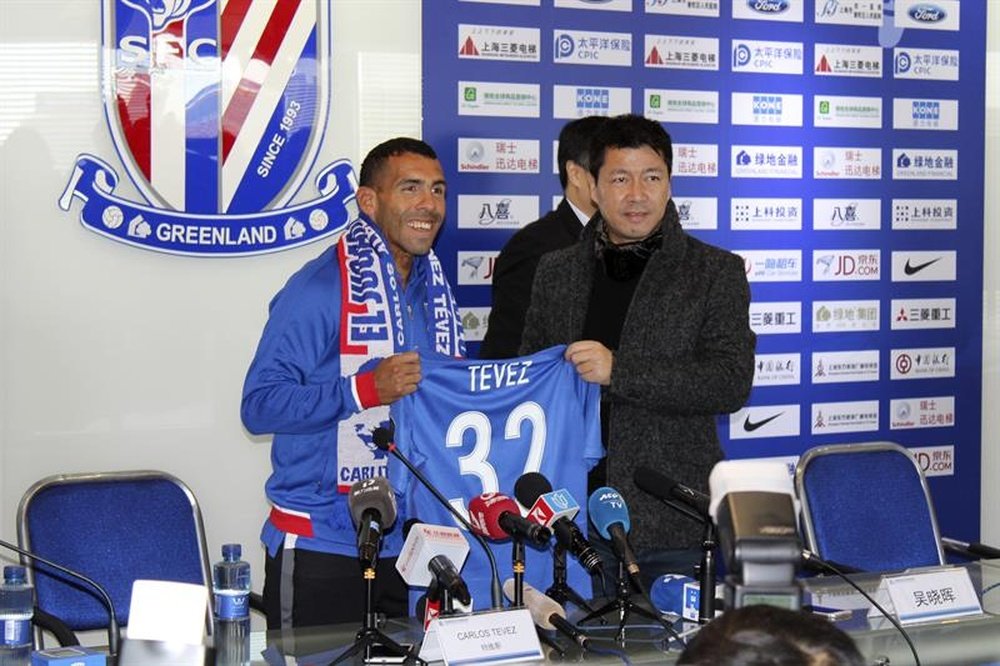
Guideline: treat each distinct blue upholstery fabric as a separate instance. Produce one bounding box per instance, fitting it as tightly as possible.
[800,448,943,572]
[21,475,207,630]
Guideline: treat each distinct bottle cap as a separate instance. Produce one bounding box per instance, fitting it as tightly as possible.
[3,565,27,584]
[222,543,242,561]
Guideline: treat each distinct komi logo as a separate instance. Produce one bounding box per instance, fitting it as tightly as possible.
[908,3,946,23]
[748,0,789,14]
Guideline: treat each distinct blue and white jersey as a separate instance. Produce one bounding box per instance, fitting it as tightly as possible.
[391,345,603,610]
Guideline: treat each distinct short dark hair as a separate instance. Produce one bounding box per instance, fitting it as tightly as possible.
[588,114,673,180]
[677,606,865,666]
[556,116,609,189]
[359,137,438,188]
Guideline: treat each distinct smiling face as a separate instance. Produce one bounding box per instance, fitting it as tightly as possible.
[590,145,671,245]
[356,152,447,279]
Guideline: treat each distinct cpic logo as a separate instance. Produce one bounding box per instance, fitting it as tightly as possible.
[895,51,912,74]
[555,33,575,59]
[733,43,752,68]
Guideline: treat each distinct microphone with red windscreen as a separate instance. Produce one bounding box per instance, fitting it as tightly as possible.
[467,493,551,547]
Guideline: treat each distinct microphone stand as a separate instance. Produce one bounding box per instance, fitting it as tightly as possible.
[330,559,424,666]
[577,562,671,644]
[698,521,717,624]
[545,544,600,617]
[656,497,718,624]
[511,538,525,608]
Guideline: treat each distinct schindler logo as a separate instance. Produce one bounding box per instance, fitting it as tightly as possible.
[59,1,353,256]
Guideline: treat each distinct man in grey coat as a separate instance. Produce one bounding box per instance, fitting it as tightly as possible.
[520,114,755,590]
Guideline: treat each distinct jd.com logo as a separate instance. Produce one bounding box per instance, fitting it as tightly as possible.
[58,0,356,257]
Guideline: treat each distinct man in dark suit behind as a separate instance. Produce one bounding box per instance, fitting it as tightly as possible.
[479,115,609,359]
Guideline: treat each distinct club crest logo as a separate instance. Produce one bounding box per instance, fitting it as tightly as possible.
[59,0,356,256]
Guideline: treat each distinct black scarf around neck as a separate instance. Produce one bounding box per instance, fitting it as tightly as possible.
[593,220,663,281]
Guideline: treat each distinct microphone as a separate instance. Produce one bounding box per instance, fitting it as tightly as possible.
[372,424,504,609]
[429,555,471,606]
[503,579,590,650]
[941,537,1000,560]
[347,477,397,566]
[395,520,472,606]
[800,549,864,575]
[633,467,710,521]
[514,472,603,576]
[0,536,121,658]
[467,493,551,547]
[588,487,642,589]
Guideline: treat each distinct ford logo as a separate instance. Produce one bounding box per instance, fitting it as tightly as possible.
[908,4,946,22]
[748,0,789,13]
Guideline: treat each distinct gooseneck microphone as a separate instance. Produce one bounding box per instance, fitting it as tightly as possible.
[514,472,603,576]
[633,467,710,521]
[467,493,552,547]
[373,424,504,609]
[0,536,121,659]
[503,580,590,651]
[348,477,397,567]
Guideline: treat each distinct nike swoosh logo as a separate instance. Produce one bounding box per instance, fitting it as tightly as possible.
[743,412,783,432]
[904,258,941,275]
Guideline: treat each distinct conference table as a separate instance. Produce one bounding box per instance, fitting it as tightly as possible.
[249,560,1000,665]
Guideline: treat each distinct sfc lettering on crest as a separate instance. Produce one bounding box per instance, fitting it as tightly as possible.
[58,0,357,256]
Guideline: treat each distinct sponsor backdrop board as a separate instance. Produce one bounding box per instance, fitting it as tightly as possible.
[422,1,985,540]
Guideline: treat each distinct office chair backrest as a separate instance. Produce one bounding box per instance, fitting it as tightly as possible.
[17,470,212,631]
[795,442,945,573]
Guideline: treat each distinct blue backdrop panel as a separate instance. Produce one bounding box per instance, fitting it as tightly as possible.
[422,0,985,543]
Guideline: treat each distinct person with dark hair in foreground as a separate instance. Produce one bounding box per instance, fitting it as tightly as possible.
[520,114,755,589]
[480,115,609,359]
[241,137,464,629]
[678,605,866,666]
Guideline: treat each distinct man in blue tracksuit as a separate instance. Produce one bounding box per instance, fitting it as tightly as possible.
[241,137,464,629]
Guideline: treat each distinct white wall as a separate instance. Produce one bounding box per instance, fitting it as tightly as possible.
[1,0,999,623]
[0,0,422,601]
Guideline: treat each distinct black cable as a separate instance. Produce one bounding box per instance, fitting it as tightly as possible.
[810,558,921,666]
[636,585,687,648]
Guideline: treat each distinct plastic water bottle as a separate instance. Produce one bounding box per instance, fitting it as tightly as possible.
[0,566,33,666]
[213,544,250,666]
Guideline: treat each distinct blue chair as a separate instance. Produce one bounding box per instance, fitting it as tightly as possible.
[794,442,945,573]
[16,470,213,645]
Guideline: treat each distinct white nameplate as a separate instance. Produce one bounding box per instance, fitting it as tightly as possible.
[429,608,542,665]
[868,568,982,625]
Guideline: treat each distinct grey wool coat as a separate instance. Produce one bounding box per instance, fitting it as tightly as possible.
[520,199,756,551]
